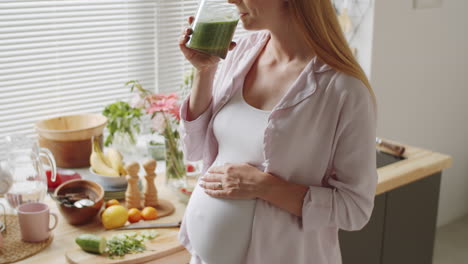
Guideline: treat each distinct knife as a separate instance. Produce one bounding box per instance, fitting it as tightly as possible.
[115,221,182,230]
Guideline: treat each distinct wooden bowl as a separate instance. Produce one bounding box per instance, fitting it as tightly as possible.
[35,114,107,168]
[54,179,104,225]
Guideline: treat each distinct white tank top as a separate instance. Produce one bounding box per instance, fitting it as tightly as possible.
[185,86,270,264]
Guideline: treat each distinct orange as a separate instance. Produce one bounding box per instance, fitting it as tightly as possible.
[128,208,142,223]
[105,199,120,208]
[141,206,158,220]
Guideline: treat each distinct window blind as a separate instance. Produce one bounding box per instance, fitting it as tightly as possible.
[0,0,157,149]
[0,0,249,157]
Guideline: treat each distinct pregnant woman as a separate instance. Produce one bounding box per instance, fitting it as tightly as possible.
[178,0,378,263]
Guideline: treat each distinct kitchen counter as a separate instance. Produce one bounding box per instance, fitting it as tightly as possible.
[343,138,452,264]
[376,138,451,194]
[4,138,452,263]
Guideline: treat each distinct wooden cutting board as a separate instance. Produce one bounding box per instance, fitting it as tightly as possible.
[65,228,185,264]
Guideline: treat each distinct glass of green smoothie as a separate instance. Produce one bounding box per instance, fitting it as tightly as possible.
[186,0,239,59]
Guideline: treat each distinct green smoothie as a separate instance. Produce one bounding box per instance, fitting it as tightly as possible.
[187,20,239,59]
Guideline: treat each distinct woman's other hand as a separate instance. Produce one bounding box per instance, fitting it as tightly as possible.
[200,163,270,200]
[179,16,236,71]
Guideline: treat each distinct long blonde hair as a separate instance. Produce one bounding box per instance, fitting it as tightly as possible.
[289,0,376,105]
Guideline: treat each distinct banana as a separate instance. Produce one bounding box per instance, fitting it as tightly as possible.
[90,152,120,177]
[98,147,112,169]
[90,138,119,177]
[106,148,126,176]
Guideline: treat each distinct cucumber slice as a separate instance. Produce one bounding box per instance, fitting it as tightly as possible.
[75,234,107,254]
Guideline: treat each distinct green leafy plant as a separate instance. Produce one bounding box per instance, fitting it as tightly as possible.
[126,80,151,97]
[102,101,142,147]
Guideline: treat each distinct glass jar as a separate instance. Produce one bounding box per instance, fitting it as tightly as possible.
[147,141,166,161]
[186,0,239,59]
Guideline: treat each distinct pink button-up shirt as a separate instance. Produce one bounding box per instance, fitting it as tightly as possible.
[178,31,377,264]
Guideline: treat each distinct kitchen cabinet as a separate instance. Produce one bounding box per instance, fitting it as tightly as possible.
[339,141,451,264]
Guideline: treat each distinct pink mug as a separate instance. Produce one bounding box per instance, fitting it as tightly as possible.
[17,203,58,242]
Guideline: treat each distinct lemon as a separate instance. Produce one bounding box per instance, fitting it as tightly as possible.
[101,205,128,229]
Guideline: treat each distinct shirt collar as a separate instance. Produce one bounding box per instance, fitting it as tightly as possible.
[274,55,333,110]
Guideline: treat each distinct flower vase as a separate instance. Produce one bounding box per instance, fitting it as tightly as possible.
[112,131,138,155]
[109,116,141,157]
[163,122,187,192]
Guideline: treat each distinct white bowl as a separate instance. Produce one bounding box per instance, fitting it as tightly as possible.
[88,168,127,189]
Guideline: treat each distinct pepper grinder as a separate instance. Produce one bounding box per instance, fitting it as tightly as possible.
[125,162,142,209]
[143,159,159,207]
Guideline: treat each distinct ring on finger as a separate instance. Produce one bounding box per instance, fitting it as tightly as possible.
[217,182,223,190]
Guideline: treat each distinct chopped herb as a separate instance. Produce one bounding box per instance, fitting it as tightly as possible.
[106,231,158,259]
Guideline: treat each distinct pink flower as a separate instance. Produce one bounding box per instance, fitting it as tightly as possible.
[144,93,181,130]
[168,104,180,121]
[147,94,179,112]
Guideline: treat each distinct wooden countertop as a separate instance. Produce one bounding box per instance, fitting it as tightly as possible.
[376,138,452,195]
[4,139,452,263]
[4,168,191,264]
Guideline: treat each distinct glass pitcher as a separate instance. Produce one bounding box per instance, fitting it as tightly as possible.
[4,135,57,182]
[0,161,11,234]
[186,0,239,59]
[4,136,57,209]
[0,161,13,196]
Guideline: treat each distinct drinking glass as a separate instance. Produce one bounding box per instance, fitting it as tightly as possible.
[186,0,239,59]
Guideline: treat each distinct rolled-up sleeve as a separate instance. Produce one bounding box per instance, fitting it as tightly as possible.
[302,76,377,231]
[179,96,213,161]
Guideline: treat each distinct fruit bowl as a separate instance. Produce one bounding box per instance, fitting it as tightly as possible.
[88,168,127,189]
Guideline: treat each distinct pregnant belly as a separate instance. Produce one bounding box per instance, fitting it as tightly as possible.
[186,184,256,264]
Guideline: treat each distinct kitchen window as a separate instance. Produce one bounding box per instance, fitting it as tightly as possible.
[0,0,247,154]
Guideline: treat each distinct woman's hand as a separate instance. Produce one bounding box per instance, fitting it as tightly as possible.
[179,16,236,72]
[199,163,270,200]
[201,163,309,216]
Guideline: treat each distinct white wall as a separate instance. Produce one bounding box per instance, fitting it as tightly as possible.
[348,1,375,77]
[371,0,468,227]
